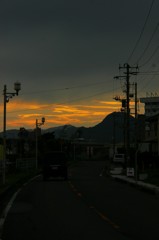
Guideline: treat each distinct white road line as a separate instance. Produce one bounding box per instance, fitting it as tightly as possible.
[0,188,21,234]
[0,174,40,237]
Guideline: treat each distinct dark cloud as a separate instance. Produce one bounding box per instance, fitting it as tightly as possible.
[0,0,149,33]
[0,0,158,102]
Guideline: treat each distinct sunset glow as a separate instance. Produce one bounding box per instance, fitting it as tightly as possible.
[0,0,156,134]
[0,99,123,131]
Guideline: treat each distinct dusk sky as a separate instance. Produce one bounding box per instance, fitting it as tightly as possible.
[0,0,159,130]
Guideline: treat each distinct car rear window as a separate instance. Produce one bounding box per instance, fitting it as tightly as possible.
[44,152,67,164]
[115,155,123,158]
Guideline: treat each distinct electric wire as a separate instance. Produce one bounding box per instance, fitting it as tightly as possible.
[127,0,155,63]
[138,76,155,95]
[137,44,159,93]
[5,86,121,114]
[124,0,159,100]
[137,65,159,95]
[136,21,159,65]
[21,80,107,96]
[139,43,159,67]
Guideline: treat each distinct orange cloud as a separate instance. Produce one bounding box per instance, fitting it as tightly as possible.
[0,99,128,130]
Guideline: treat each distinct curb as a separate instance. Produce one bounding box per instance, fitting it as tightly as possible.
[111,174,159,195]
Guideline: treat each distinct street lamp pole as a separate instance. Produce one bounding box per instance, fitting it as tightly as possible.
[3,85,7,185]
[2,82,21,185]
[35,117,45,170]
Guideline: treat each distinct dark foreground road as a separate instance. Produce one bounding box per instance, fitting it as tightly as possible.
[1,161,159,240]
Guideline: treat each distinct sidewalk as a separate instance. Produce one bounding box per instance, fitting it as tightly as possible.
[111,174,159,194]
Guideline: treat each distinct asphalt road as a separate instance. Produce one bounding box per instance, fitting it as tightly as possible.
[1,161,159,240]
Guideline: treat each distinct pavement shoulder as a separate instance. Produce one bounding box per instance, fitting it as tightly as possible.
[111,174,159,194]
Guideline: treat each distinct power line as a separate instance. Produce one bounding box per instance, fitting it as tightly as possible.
[139,43,159,67]
[137,67,159,94]
[138,74,157,94]
[127,0,155,63]
[139,70,159,73]
[5,86,121,114]
[136,58,159,94]
[137,21,159,64]
[21,81,107,96]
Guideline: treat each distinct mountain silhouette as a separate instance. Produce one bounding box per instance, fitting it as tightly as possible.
[0,112,135,144]
[77,112,135,143]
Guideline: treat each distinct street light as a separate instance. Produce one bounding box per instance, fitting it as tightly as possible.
[2,82,21,185]
[14,82,21,95]
[35,117,45,170]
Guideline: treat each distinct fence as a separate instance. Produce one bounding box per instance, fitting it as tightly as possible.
[16,158,36,171]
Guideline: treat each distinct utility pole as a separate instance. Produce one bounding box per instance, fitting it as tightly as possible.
[35,117,45,170]
[113,112,116,156]
[3,85,7,185]
[119,64,130,166]
[115,63,138,168]
[134,82,138,181]
[2,83,21,185]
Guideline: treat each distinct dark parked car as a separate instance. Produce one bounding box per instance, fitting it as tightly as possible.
[42,151,68,181]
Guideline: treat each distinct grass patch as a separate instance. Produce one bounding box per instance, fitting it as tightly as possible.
[0,170,39,195]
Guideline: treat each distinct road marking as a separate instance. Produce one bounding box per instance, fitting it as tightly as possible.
[0,188,21,237]
[23,174,41,187]
[68,181,120,230]
[0,174,40,238]
[77,192,82,197]
[93,208,120,229]
[89,205,95,209]
[68,181,78,192]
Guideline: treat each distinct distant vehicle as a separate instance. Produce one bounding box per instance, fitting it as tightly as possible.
[42,151,68,181]
[113,154,125,163]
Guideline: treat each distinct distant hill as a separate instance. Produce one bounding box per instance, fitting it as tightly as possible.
[77,112,135,143]
[0,112,135,144]
[0,129,20,139]
[42,125,77,139]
